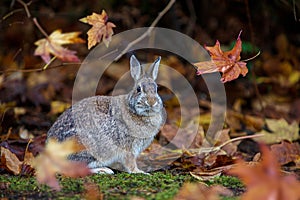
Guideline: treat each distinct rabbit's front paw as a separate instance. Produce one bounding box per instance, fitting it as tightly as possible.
[88,161,114,174]
[90,167,114,174]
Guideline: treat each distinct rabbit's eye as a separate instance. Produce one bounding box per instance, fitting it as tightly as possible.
[136,86,141,93]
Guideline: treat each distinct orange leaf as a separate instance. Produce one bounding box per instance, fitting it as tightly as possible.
[32,138,91,191]
[229,144,300,200]
[34,29,85,63]
[80,10,116,49]
[195,30,248,83]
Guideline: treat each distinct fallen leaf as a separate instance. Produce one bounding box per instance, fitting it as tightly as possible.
[84,182,103,200]
[226,110,264,133]
[270,141,300,167]
[174,182,233,200]
[229,144,300,200]
[190,164,234,181]
[0,146,22,175]
[80,10,116,49]
[194,30,248,82]
[34,29,85,63]
[209,129,238,156]
[254,118,299,144]
[32,138,91,191]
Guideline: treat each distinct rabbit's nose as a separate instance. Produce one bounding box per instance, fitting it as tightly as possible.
[146,98,157,107]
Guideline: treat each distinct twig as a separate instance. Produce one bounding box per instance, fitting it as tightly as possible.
[216,133,264,150]
[114,0,176,61]
[293,0,299,21]
[15,0,49,38]
[16,0,31,18]
[0,8,23,22]
[12,48,22,61]
[0,62,81,74]
[169,133,264,155]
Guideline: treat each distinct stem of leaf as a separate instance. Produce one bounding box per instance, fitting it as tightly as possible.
[43,56,57,70]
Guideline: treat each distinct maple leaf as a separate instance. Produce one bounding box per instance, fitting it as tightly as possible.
[229,144,300,200]
[32,138,91,191]
[270,141,300,166]
[34,29,85,63]
[80,10,116,49]
[194,30,248,83]
[254,118,299,144]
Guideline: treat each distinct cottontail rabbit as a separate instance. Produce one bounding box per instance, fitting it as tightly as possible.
[47,55,166,174]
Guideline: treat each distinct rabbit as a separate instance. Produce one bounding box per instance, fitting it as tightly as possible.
[47,55,166,174]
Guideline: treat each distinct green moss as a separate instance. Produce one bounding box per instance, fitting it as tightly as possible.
[0,172,192,199]
[206,175,244,189]
[0,172,243,199]
[91,172,192,200]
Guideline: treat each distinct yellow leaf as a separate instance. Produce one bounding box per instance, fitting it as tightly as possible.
[34,29,85,63]
[254,118,299,144]
[32,138,90,191]
[50,101,70,115]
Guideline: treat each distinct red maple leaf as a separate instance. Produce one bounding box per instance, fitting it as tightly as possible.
[194,30,248,83]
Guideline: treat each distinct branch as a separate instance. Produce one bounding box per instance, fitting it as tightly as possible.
[114,0,176,61]
[169,133,264,155]
[0,62,81,74]
[16,0,31,18]
[16,0,49,38]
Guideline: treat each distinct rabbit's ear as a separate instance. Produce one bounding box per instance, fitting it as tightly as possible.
[130,55,142,81]
[148,56,161,80]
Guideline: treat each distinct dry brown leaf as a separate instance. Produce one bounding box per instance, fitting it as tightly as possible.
[254,118,299,144]
[174,182,233,200]
[32,138,91,191]
[229,144,300,200]
[34,29,85,63]
[190,164,234,181]
[80,10,116,49]
[211,129,238,156]
[23,148,35,167]
[195,30,248,83]
[0,146,22,175]
[270,141,300,167]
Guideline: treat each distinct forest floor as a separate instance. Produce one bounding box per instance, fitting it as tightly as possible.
[1,1,300,199]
